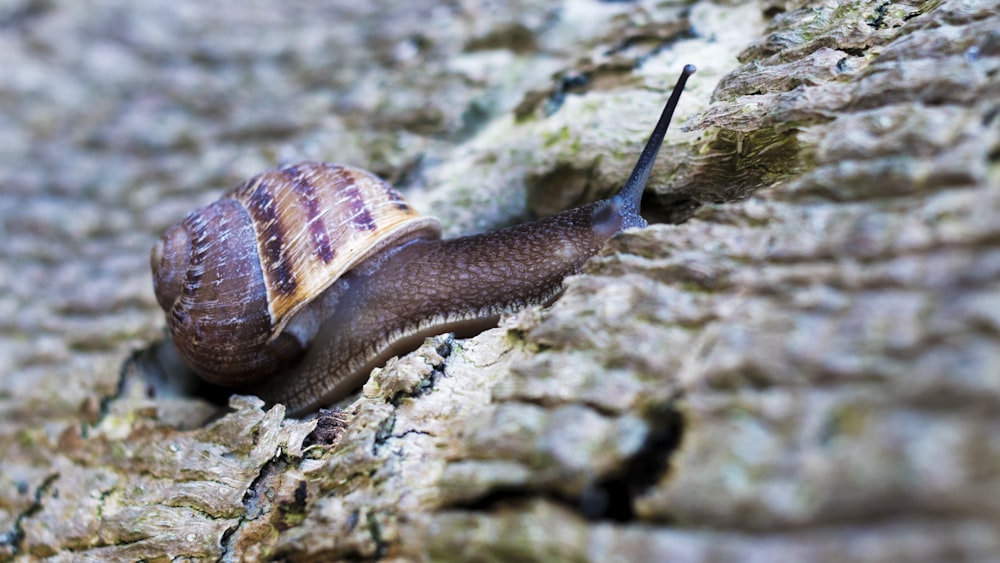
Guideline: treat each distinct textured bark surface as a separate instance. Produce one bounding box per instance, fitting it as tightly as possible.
[1,0,998,561]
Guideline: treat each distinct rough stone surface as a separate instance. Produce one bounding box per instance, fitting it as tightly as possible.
[1,0,998,561]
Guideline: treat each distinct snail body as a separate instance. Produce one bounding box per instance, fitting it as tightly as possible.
[152,65,695,416]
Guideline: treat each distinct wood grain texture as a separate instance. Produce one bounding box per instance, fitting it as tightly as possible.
[1,0,998,561]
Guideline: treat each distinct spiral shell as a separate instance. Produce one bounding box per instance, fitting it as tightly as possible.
[151,162,442,386]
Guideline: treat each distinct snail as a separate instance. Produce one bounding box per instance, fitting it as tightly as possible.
[151,64,696,416]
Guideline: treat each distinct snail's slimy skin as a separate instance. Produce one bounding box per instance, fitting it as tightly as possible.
[251,199,627,415]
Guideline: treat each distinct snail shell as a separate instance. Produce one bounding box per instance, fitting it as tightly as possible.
[151,162,440,387]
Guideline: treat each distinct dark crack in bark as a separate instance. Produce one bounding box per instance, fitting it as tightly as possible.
[0,473,59,559]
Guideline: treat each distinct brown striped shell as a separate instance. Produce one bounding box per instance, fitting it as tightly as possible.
[150,162,442,386]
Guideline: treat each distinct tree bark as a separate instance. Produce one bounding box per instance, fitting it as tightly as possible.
[1,0,998,561]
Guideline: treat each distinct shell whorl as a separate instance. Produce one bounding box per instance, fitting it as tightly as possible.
[228,162,442,336]
[151,162,441,385]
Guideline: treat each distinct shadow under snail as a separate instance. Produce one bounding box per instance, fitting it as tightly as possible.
[150,65,696,416]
